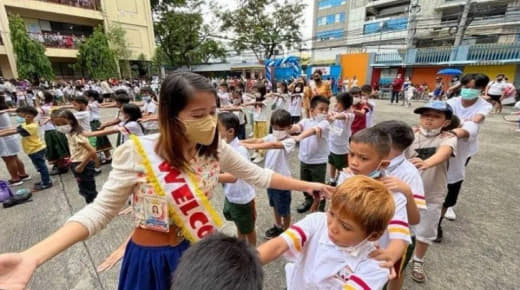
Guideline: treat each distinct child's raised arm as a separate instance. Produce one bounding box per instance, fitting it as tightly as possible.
[239,138,264,145]
[293,127,321,142]
[242,141,285,151]
[0,127,18,137]
[410,144,453,170]
[380,177,420,225]
[83,127,120,138]
[257,236,289,265]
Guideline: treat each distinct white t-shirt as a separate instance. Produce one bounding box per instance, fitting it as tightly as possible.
[365,99,376,128]
[88,101,100,121]
[288,94,302,117]
[142,101,157,115]
[447,121,479,184]
[487,81,506,95]
[386,153,426,210]
[223,138,255,204]
[297,118,330,164]
[74,110,91,132]
[328,111,354,155]
[263,134,296,177]
[218,92,231,107]
[233,108,247,126]
[447,96,492,156]
[280,213,389,290]
[253,98,273,122]
[118,120,144,144]
[39,104,55,131]
[272,94,289,111]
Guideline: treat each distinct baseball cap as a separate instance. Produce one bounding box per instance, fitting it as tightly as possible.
[414,101,453,118]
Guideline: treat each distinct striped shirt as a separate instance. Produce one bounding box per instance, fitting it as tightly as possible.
[280,213,389,290]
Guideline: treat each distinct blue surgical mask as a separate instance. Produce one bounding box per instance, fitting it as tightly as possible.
[460,88,480,100]
[367,168,384,179]
[16,116,25,124]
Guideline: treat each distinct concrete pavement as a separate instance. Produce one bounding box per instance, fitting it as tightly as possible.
[0,99,518,290]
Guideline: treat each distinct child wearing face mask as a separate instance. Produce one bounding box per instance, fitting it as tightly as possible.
[337,128,413,288]
[217,112,257,245]
[404,101,457,283]
[243,82,273,163]
[327,92,354,186]
[350,86,370,135]
[288,83,303,124]
[257,175,395,290]
[51,108,98,203]
[219,89,247,140]
[291,96,331,213]
[241,109,296,239]
[86,104,145,146]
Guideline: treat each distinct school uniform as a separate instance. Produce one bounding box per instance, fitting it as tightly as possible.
[88,101,112,151]
[328,111,354,171]
[281,213,389,290]
[67,133,97,203]
[17,122,51,186]
[40,104,70,162]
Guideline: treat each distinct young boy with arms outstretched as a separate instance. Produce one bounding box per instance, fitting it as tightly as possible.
[337,128,418,285]
[241,109,296,239]
[218,112,258,245]
[404,101,457,283]
[257,176,395,290]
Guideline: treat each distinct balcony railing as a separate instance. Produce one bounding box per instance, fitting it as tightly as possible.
[29,32,87,49]
[372,43,520,66]
[363,17,408,34]
[36,0,101,11]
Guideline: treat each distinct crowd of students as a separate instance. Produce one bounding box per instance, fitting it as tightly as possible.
[0,71,500,290]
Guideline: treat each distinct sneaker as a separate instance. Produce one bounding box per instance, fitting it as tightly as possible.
[445,207,456,221]
[50,166,61,176]
[411,259,426,283]
[265,225,284,239]
[19,175,31,181]
[33,183,53,192]
[253,156,264,163]
[8,179,23,186]
[434,224,443,243]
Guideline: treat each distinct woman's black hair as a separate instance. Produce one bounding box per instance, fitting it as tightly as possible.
[156,72,219,171]
[0,94,7,110]
[51,109,82,134]
[122,103,145,132]
[336,92,353,110]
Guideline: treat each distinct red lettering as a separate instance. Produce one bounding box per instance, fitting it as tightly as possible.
[181,200,200,217]
[189,212,209,229]
[171,184,193,204]
[158,161,172,172]
[159,162,185,183]
[197,225,214,238]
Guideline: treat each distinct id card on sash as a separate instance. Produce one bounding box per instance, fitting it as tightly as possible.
[142,195,169,232]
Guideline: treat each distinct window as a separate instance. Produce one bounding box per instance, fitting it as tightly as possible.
[363,17,408,34]
[318,0,347,10]
[317,13,346,26]
[316,29,344,41]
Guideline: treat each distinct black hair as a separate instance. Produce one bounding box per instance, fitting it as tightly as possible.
[460,73,490,90]
[270,109,292,128]
[121,103,142,123]
[351,127,392,158]
[218,111,240,138]
[73,95,89,106]
[336,92,353,110]
[253,82,266,100]
[443,114,461,131]
[349,86,362,95]
[51,109,82,134]
[314,70,323,76]
[43,91,54,104]
[16,106,38,117]
[374,120,414,151]
[310,95,330,109]
[0,94,7,110]
[115,93,130,105]
[278,81,288,93]
[84,90,103,103]
[140,87,157,101]
[171,233,263,290]
[361,84,372,94]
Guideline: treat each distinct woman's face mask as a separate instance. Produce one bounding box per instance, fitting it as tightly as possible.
[181,114,218,146]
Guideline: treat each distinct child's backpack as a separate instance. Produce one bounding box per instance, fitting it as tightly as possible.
[0,180,13,202]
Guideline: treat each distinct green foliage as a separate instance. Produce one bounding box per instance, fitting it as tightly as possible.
[8,14,54,81]
[218,0,305,62]
[106,23,131,78]
[153,0,226,69]
[73,26,118,79]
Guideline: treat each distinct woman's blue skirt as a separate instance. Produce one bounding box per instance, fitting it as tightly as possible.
[118,239,190,290]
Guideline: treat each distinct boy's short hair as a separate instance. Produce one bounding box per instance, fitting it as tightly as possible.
[115,93,130,104]
[16,106,38,116]
[73,95,89,105]
[218,111,240,137]
[270,109,292,127]
[332,175,394,238]
[351,127,391,158]
[171,233,263,290]
[460,73,490,89]
[374,120,414,151]
[349,86,362,95]
[361,84,372,94]
[310,95,330,109]
[336,92,353,110]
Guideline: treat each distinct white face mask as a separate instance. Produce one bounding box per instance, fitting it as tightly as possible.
[56,124,72,134]
[419,126,442,137]
[314,113,326,122]
[272,129,288,140]
[294,87,302,93]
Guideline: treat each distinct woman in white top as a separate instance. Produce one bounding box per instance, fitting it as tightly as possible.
[140,87,159,134]
[0,73,332,290]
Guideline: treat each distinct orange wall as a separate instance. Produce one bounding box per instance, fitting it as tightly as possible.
[340,53,370,85]
[410,67,452,91]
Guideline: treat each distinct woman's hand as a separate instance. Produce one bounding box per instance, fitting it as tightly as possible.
[304,182,335,199]
[0,253,38,290]
[96,246,126,273]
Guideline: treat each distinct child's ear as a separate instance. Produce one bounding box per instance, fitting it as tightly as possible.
[379,159,390,169]
[442,119,452,129]
[367,232,381,241]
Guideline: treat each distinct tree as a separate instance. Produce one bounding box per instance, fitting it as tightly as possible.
[154,10,226,69]
[73,26,118,79]
[8,14,54,81]
[106,23,132,78]
[217,0,305,62]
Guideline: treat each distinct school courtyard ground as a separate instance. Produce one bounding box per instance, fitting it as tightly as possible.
[0,99,518,290]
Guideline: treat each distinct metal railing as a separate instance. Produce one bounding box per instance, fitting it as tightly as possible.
[29,32,88,49]
[415,47,452,64]
[467,43,520,62]
[36,0,101,11]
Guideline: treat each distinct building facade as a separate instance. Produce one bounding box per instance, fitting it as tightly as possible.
[312,0,520,62]
[0,0,155,78]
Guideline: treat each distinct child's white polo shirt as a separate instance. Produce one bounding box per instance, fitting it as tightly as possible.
[386,153,427,210]
[223,138,255,204]
[281,213,389,290]
[297,118,330,164]
[263,134,296,177]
